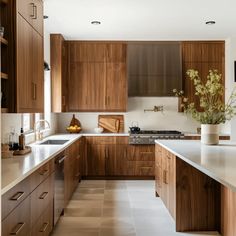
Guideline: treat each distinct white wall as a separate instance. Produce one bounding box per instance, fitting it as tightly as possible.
[57,97,201,133]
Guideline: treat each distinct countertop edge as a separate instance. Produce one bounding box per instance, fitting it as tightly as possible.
[155,140,236,192]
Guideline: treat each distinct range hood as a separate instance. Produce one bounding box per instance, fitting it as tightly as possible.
[128,42,182,97]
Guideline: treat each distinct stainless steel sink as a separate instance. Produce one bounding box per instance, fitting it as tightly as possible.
[39,140,69,145]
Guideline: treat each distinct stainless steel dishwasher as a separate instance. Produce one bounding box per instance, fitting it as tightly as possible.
[54,151,67,225]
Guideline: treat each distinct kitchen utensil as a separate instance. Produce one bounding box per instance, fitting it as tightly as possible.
[98,115,124,133]
[129,121,140,133]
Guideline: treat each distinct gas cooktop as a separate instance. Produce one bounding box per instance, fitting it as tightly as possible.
[129,130,184,144]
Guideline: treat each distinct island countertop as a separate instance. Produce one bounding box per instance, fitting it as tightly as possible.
[155,140,236,192]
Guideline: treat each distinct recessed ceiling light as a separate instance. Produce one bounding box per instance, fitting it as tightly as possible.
[91,21,101,25]
[44,15,49,19]
[205,20,216,25]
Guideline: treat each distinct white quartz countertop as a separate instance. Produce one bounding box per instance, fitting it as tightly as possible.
[1,132,129,195]
[155,140,236,192]
[1,134,83,195]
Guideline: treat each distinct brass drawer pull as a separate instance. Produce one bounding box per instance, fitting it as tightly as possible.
[39,192,48,199]
[10,222,25,235]
[39,169,49,176]
[10,192,24,201]
[140,152,153,154]
[39,222,49,232]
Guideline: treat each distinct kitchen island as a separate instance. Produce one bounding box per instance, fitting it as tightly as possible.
[155,140,236,236]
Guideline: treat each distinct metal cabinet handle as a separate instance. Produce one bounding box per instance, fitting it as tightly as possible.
[39,222,49,232]
[39,169,49,176]
[39,192,48,199]
[140,151,153,154]
[30,3,35,18]
[10,222,25,235]
[10,192,24,201]
[32,83,36,100]
[58,155,68,164]
[163,170,169,184]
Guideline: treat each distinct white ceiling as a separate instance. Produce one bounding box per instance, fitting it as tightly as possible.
[44,0,236,40]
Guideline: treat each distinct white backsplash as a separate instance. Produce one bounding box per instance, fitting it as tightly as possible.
[57,97,202,133]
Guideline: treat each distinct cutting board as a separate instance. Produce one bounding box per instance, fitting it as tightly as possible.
[98,115,124,133]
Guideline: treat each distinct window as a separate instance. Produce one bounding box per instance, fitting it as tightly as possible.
[21,113,44,134]
[22,114,33,133]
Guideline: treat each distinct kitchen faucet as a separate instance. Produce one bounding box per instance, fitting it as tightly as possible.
[34,119,50,141]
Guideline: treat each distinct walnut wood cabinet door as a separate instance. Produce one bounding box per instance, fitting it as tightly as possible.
[86,63,106,110]
[68,62,89,111]
[115,144,130,175]
[105,145,116,176]
[87,144,106,176]
[105,63,127,111]
[68,62,106,111]
[32,30,44,112]
[17,0,34,26]
[17,14,34,112]
[106,43,126,62]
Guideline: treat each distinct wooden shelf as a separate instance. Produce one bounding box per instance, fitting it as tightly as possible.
[0,37,8,45]
[1,72,8,79]
[1,108,8,113]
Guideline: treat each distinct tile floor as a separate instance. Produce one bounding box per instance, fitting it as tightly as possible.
[51,180,220,236]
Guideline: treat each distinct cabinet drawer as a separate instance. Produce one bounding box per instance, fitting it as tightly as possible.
[31,200,53,236]
[2,177,31,220]
[2,196,31,236]
[86,137,116,145]
[135,163,154,176]
[30,174,54,225]
[30,160,54,192]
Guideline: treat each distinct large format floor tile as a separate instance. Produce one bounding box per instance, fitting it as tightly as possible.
[51,180,221,236]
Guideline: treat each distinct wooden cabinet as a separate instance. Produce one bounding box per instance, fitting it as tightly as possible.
[2,196,31,236]
[181,41,225,111]
[85,137,154,178]
[128,145,155,177]
[17,0,43,36]
[16,4,44,113]
[155,144,176,218]
[105,63,127,111]
[64,41,127,112]
[2,160,54,236]
[51,34,67,112]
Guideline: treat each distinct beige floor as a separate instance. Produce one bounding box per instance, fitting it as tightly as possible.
[51,180,220,236]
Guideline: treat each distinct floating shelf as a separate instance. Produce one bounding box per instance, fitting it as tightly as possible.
[1,108,8,113]
[1,72,8,79]
[0,37,8,45]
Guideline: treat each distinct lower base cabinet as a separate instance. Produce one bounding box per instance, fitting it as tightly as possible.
[1,161,55,236]
[2,195,31,236]
[85,137,155,178]
[31,201,53,236]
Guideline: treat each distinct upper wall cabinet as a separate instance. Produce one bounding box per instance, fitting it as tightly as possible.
[181,41,225,111]
[51,40,127,112]
[1,0,44,113]
[67,42,127,112]
[16,0,44,113]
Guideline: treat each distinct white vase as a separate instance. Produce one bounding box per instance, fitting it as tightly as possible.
[201,124,220,145]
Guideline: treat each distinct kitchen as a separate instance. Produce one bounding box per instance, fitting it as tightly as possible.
[1,0,236,236]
